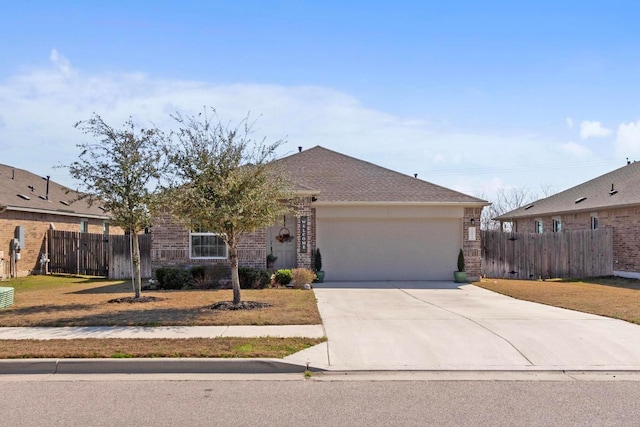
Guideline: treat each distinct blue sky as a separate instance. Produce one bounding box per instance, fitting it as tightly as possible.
[1,0,640,201]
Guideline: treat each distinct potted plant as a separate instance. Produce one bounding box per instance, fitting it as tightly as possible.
[453,248,467,283]
[313,248,325,283]
[266,253,277,270]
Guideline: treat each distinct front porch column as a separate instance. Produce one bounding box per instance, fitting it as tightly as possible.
[295,196,315,269]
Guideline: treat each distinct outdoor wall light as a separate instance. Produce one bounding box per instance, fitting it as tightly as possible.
[470,218,475,225]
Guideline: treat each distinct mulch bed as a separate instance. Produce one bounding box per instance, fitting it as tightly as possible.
[107,296,166,304]
[209,301,272,311]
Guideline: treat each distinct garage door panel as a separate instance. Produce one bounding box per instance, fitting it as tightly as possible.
[317,218,461,281]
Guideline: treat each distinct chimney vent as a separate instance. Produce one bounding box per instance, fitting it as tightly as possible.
[298,146,302,153]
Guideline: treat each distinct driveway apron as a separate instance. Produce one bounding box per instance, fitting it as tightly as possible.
[296,282,640,371]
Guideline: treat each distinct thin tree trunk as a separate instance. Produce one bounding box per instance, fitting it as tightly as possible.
[229,242,241,305]
[132,232,142,298]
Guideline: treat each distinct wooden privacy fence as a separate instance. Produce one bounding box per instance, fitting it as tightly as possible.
[48,230,151,279]
[481,228,613,279]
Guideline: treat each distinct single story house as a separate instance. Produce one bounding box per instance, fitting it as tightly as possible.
[151,146,488,281]
[0,164,112,278]
[495,160,640,279]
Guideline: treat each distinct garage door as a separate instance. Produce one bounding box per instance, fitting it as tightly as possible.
[316,217,461,281]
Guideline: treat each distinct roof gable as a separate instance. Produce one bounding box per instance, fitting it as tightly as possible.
[496,161,640,220]
[0,163,108,218]
[275,146,486,204]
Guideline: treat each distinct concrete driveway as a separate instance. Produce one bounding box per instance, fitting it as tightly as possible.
[286,281,640,371]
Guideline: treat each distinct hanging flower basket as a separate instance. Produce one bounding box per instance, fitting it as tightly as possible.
[276,227,293,243]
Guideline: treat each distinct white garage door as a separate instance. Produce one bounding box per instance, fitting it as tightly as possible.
[317,217,462,281]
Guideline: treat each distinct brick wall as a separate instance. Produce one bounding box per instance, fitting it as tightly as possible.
[151,198,318,275]
[463,207,484,281]
[0,210,109,277]
[295,196,315,269]
[151,212,268,273]
[514,207,640,274]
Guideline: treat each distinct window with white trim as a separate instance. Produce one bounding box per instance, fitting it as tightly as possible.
[190,228,227,259]
[552,218,562,232]
[534,219,543,234]
[590,213,599,230]
[80,218,89,233]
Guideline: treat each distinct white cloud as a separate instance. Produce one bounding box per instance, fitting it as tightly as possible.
[615,120,640,160]
[49,49,73,77]
[580,120,612,139]
[0,50,625,200]
[560,141,592,157]
[566,117,573,128]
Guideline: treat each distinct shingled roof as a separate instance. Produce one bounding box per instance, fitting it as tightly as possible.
[496,160,640,220]
[0,164,109,219]
[275,146,487,205]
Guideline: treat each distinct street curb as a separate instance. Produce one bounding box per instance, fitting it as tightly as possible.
[0,358,320,375]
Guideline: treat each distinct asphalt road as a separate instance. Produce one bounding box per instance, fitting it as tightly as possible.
[2,374,640,426]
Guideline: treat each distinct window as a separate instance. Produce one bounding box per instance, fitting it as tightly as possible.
[553,218,562,232]
[80,219,89,233]
[102,222,110,235]
[591,214,599,230]
[534,219,543,234]
[190,229,227,259]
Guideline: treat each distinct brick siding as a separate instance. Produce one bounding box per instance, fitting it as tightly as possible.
[0,210,111,277]
[513,207,640,274]
[463,207,483,281]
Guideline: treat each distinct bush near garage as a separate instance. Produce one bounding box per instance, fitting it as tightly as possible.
[272,269,293,287]
[291,268,316,289]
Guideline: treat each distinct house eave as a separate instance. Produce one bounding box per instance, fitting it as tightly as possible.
[3,205,111,220]
[496,201,640,222]
[312,201,489,208]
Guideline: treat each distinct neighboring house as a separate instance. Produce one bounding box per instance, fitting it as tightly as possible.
[495,160,640,279]
[0,164,112,278]
[152,146,488,281]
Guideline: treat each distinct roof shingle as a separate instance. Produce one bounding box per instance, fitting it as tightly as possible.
[275,146,486,204]
[0,163,108,218]
[496,160,640,220]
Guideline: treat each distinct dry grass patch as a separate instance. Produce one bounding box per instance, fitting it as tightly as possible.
[0,275,321,327]
[0,337,326,359]
[475,277,640,325]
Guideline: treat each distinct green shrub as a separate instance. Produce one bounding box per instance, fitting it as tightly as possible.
[154,267,191,290]
[291,268,316,288]
[273,269,292,286]
[154,268,167,286]
[457,248,465,272]
[313,248,323,272]
[238,267,271,289]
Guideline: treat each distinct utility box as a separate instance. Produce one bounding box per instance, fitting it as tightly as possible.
[0,287,14,309]
[14,226,25,249]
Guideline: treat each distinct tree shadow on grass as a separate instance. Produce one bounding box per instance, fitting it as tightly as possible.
[0,304,96,316]
[69,282,134,294]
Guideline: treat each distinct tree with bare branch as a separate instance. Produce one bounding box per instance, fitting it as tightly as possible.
[163,108,293,305]
[68,114,164,298]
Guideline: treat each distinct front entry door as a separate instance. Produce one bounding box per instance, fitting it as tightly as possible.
[267,215,296,270]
